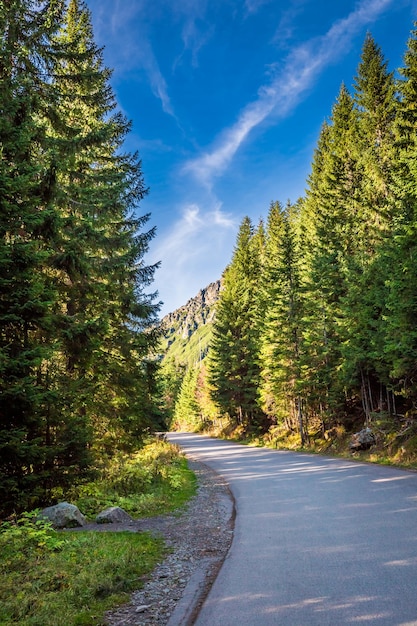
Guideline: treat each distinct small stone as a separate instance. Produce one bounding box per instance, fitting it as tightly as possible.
[96,506,133,524]
[136,605,151,613]
[349,427,376,451]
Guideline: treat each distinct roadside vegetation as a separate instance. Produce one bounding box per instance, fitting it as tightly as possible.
[202,417,417,471]
[67,439,196,519]
[0,440,196,626]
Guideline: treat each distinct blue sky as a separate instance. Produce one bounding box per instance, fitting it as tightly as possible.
[86,0,417,317]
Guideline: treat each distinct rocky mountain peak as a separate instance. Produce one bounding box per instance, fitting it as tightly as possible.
[161,280,221,344]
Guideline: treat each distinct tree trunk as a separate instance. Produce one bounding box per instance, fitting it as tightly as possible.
[297,396,307,445]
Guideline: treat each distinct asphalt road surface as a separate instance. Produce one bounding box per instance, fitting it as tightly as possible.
[168,432,417,626]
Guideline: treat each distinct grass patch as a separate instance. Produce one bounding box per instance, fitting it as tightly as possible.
[1,439,197,626]
[0,513,165,626]
[65,440,197,519]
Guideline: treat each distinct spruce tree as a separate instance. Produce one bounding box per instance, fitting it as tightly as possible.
[340,34,398,419]
[259,201,306,442]
[0,0,160,514]
[0,0,67,513]
[301,85,360,422]
[379,24,417,403]
[173,367,201,431]
[207,217,266,430]
[353,33,397,244]
[49,0,160,456]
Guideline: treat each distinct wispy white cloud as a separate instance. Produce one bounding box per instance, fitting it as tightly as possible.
[139,39,175,117]
[179,19,214,68]
[273,0,310,47]
[90,0,176,118]
[153,202,235,260]
[171,0,213,69]
[150,201,236,314]
[244,0,273,15]
[182,0,395,186]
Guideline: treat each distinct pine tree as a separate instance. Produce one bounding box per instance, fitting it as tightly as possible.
[379,24,417,404]
[301,85,360,423]
[0,0,160,514]
[173,367,201,431]
[49,0,161,457]
[195,362,221,427]
[0,0,67,514]
[353,33,397,244]
[340,34,399,419]
[395,24,417,202]
[159,357,187,425]
[207,217,266,430]
[259,201,306,442]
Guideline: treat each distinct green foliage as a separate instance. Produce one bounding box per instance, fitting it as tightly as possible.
[0,0,68,516]
[0,525,164,626]
[0,439,198,625]
[301,84,361,421]
[208,217,266,430]
[337,35,398,419]
[173,366,202,431]
[160,322,213,367]
[66,440,196,518]
[0,0,160,516]
[258,201,306,441]
[0,511,66,562]
[159,358,187,422]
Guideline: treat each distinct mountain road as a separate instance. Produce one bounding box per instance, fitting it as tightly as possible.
[168,432,417,626]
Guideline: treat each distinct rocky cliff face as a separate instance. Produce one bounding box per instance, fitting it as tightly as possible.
[161,280,221,344]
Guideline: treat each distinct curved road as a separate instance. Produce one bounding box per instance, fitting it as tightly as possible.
[168,432,417,626]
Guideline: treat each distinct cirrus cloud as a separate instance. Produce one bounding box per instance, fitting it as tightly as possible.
[182,0,395,187]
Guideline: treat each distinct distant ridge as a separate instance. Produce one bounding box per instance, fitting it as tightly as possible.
[160,280,221,365]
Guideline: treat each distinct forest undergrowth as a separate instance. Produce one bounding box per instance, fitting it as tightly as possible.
[201,415,417,471]
[0,440,196,626]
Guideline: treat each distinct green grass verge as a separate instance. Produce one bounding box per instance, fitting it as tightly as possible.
[68,440,197,519]
[0,521,165,626]
[0,439,197,626]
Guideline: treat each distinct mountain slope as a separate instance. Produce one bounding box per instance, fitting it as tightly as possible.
[160,280,221,366]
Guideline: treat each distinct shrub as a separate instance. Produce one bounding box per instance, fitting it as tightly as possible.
[64,439,196,518]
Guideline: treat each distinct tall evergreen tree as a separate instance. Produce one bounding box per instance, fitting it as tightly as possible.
[0,0,160,514]
[173,367,201,431]
[50,0,160,457]
[259,201,306,442]
[340,34,398,419]
[353,33,397,244]
[301,85,360,422]
[0,0,67,513]
[379,25,417,403]
[207,217,266,430]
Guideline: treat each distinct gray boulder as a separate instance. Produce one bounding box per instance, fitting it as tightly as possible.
[96,506,133,524]
[40,502,86,528]
[350,427,376,451]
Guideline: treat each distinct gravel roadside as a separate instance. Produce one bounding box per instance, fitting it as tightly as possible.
[102,459,235,626]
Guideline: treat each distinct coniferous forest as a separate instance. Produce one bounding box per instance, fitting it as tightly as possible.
[5,2,417,520]
[166,27,417,458]
[0,0,162,516]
